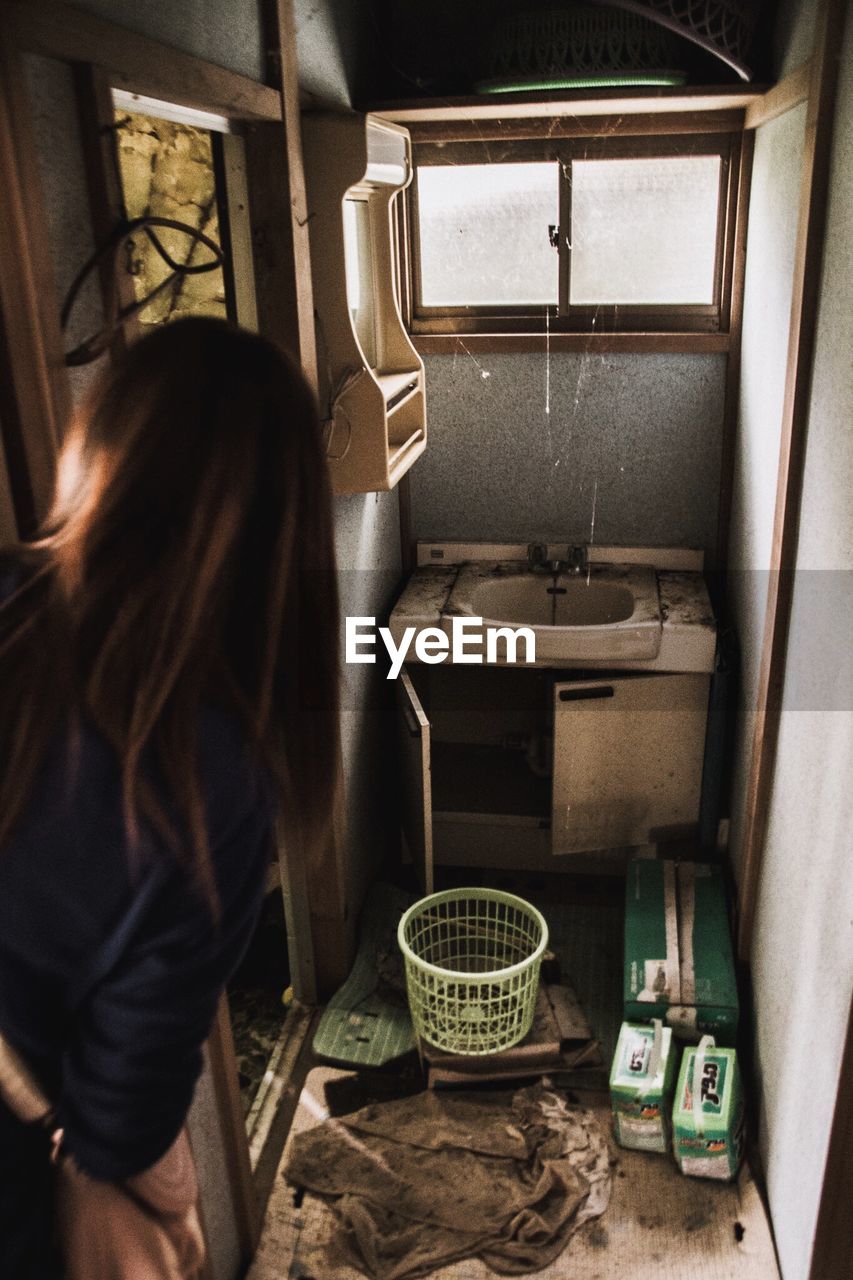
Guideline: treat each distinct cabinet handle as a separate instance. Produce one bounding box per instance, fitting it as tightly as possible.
[402,702,422,736]
[558,685,614,702]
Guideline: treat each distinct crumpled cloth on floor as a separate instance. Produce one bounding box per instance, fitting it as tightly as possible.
[284,1083,612,1280]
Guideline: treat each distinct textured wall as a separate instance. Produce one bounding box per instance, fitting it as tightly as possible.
[23,54,107,406]
[411,352,726,556]
[335,490,402,914]
[72,0,266,82]
[294,0,375,108]
[773,0,816,79]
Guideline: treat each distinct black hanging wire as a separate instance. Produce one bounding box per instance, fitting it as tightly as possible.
[61,214,226,366]
[61,113,226,366]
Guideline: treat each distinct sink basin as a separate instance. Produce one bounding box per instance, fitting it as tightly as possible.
[464,576,636,628]
[445,561,662,662]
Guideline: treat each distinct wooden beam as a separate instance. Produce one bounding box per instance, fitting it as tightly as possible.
[413,332,731,356]
[407,109,745,144]
[73,62,141,361]
[245,0,318,389]
[205,996,260,1261]
[271,0,318,394]
[0,10,70,531]
[745,60,812,131]
[215,133,260,332]
[736,0,845,960]
[6,0,281,122]
[713,129,754,574]
[371,85,764,124]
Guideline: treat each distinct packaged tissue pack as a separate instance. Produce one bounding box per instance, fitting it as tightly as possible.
[672,1035,744,1180]
[610,1019,676,1154]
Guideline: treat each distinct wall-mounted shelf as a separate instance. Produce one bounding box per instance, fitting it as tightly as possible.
[302,112,427,494]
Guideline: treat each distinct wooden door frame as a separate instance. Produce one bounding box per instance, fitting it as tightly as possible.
[734,0,845,961]
[0,0,354,1266]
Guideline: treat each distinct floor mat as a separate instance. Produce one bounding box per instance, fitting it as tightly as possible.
[312,882,417,1067]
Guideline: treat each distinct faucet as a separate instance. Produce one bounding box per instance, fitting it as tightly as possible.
[527,543,589,575]
[567,544,589,576]
[528,542,562,574]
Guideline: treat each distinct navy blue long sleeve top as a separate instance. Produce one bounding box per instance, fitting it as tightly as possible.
[0,705,273,1188]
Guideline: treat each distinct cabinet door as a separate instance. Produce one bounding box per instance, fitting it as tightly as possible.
[551,674,709,856]
[396,669,433,893]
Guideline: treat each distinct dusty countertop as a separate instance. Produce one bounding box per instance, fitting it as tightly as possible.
[389,563,717,674]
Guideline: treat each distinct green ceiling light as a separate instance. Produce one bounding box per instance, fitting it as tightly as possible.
[476,71,688,93]
[477,4,690,97]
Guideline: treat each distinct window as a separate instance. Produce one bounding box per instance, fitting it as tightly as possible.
[406,132,739,336]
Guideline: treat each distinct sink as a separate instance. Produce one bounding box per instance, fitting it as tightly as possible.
[445,561,662,662]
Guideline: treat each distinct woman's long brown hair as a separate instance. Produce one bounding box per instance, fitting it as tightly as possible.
[0,317,340,912]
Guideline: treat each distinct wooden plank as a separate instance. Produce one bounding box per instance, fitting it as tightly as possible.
[407,109,745,144]
[745,60,812,130]
[809,994,853,1280]
[205,995,261,1263]
[6,0,281,122]
[73,62,141,360]
[271,0,318,392]
[396,670,433,895]
[0,11,70,531]
[245,3,318,389]
[276,820,317,1007]
[371,85,765,124]
[413,333,731,355]
[214,132,260,332]
[713,128,755,574]
[736,0,845,960]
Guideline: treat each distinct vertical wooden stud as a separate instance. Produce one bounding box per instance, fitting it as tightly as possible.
[73,63,141,360]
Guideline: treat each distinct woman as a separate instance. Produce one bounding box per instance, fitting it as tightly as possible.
[0,317,340,1275]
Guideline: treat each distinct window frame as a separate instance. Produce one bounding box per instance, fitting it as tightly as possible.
[404,129,741,337]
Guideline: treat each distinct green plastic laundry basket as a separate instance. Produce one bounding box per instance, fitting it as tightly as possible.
[397,888,548,1056]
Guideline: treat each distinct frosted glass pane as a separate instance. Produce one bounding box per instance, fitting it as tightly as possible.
[417,163,558,306]
[570,156,721,305]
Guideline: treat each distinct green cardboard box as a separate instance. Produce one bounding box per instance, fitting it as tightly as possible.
[673,1035,745,1180]
[610,1019,678,1154]
[623,859,739,1044]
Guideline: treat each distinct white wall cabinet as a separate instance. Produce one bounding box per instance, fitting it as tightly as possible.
[302,113,426,494]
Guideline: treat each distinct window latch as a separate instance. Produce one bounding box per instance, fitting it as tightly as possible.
[548,224,559,249]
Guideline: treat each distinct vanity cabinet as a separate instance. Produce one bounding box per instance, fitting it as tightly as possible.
[551,674,709,855]
[397,664,710,887]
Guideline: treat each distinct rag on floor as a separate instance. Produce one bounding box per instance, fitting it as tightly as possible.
[284,1083,612,1280]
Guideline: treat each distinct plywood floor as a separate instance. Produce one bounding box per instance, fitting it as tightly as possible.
[248,1067,780,1280]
